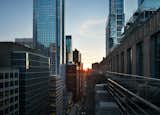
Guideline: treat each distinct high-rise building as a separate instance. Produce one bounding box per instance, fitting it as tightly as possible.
[73,49,81,64]
[0,42,50,115]
[33,0,65,75]
[72,49,83,101]
[138,0,160,12]
[124,0,160,36]
[33,0,66,115]
[66,35,72,63]
[106,0,125,56]
[66,64,77,102]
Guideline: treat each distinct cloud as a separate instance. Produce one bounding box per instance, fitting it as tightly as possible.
[77,19,105,39]
[72,19,106,69]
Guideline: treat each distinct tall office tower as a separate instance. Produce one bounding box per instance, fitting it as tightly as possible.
[136,0,160,24]
[106,0,125,56]
[33,0,65,115]
[73,49,81,64]
[66,35,72,63]
[33,0,65,75]
[138,0,160,11]
[0,42,50,115]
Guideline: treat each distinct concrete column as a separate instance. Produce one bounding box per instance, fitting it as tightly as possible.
[132,45,137,75]
[144,37,150,77]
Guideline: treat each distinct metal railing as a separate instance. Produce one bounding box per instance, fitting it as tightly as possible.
[105,71,160,115]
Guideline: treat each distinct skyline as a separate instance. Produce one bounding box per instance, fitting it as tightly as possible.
[0,0,137,69]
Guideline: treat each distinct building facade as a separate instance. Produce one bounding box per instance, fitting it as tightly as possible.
[0,69,19,115]
[0,42,50,115]
[100,10,160,78]
[66,35,72,63]
[72,49,83,101]
[66,64,77,102]
[106,0,125,56]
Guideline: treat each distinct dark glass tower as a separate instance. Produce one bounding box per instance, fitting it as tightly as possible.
[0,42,50,115]
[106,0,125,56]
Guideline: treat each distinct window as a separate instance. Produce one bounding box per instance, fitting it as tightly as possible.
[0,83,3,88]
[10,97,14,103]
[116,55,119,72]
[10,105,14,111]
[121,52,124,73]
[15,73,18,78]
[5,91,9,97]
[5,99,9,105]
[151,33,160,78]
[136,42,144,76]
[0,73,3,80]
[5,82,9,88]
[0,91,3,98]
[15,104,18,109]
[5,73,9,79]
[15,96,18,101]
[5,107,9,114]
[10,90,14,95]
[10,82,14,87]
[117,21,122,25]
[10,73,13,79]
[15,81,18,86]
[15,88,18,93]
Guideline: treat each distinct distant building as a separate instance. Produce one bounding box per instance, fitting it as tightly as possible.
[72,49,83,101]
[66,35,72,63]
[15,38,33,48]
[73,49,81,64]
[92,63,99,71]
[65,63,83,102]
[137,0,160,22]
[0,42,50,115]
[0,68,19,115]
[66,64,77,102]
[138,0,160,12]
[123,0,160,41]
[106,0,125,56]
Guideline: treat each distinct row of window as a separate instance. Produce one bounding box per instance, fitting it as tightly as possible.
[0,81,18,88]
[107,33,160,78]
[0,88,18,98]
[0,73,18,80]
[0,103,18,115]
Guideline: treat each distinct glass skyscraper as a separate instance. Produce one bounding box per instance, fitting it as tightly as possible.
[33,1,65,115]
[138,0,160,11]
[66,35,72,63]
[33,0,65,75]
[106,0,125,56]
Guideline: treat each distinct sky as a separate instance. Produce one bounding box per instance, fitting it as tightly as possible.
[0,0,137,69]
